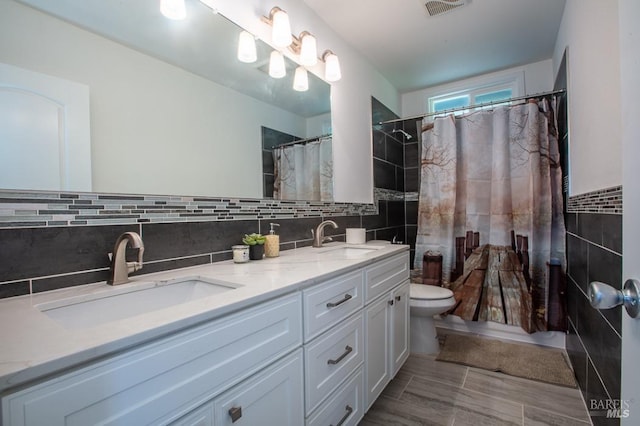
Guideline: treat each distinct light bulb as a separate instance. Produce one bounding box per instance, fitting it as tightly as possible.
[237,31,257,63]
[323,51,341,82]
[299,32,317,67]
[269,51,286,79]
[271,8,292,48]
[293,66,309,92]
[160,0,186,20]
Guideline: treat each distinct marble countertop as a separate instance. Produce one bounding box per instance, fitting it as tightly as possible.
[0,241,408,394]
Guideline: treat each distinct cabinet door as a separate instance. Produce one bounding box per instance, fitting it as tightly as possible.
[364,296,391,410]
[213,349,304,426]
[390,281,410,377]
[2,293,302,426]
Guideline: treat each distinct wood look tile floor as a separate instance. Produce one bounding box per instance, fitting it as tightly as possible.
[359,348,591,426]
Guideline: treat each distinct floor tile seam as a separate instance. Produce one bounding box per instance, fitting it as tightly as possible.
[459,370,582,413]
[393,374,414,400]
[410,372,525,410]
[522,403,592,424]
[464,365,583,396]
[448,402,525,426]
[407,367,468,390]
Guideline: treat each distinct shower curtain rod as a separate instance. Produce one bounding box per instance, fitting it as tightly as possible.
[378,89,566,125]
[275,133,332,148]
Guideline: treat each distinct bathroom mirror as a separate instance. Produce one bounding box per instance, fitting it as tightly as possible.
[1,0,331,199]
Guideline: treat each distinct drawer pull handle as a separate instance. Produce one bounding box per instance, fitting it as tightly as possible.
[326,293,352,308]
[327,345,353,365]
[331,405,354,426]
[228,406,242,423]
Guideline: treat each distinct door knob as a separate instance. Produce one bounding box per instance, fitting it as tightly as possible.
[588,279,640,318]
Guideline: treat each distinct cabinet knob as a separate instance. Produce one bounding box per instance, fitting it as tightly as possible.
[388,299,394,306]
[395,295,401,301]
[228,406,242,423]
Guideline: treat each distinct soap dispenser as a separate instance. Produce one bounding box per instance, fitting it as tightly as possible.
[265,223,280,258]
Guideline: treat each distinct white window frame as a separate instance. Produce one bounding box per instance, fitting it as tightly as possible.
[426,70,525,117]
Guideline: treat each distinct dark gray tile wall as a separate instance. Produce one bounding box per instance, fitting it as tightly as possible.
[0,190,394,299]
[566,209,622,425]
[371,98,421,263]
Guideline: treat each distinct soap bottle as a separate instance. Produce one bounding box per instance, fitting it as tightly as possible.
[264,223,280,258]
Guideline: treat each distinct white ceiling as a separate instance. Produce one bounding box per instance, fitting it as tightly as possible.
[302,0,567,93]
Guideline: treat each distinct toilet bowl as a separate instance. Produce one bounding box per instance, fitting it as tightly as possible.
[410,283,456,354]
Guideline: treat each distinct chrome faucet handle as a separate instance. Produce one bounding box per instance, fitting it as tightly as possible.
[312,220,339,248]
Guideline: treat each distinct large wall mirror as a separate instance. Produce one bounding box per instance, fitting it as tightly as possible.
[0,0,332,200]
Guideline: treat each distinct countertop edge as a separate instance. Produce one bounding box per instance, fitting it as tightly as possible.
[0,243,410,394]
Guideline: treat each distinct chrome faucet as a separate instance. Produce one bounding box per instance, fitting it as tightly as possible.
[312,220,338,248]
[107,231,144,285]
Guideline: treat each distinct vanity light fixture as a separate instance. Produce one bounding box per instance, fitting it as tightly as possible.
[237,31,257,63]
[160,0,186,20]
[266,7,293,48]
[269,50,286,78]
[262,6,341,84]
[298,31,318,67]
[293,66,309,91]
[323,50,342,82]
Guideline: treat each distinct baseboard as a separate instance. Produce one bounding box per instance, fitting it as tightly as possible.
[434,315,567,349]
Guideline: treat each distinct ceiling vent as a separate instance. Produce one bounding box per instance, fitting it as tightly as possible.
[424,0,467,17]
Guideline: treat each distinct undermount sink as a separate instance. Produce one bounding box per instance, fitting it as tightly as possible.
[39,276,240,329]
[319,244,386,259]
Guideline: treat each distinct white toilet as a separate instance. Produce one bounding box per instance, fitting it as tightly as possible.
[409,283,457,354]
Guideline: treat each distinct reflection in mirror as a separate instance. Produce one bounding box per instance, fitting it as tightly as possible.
[262,128,333,201]
[1,0,331,199]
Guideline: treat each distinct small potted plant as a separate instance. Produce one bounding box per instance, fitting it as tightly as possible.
[243,233,266,260]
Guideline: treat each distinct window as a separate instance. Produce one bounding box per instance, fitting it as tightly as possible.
[426,70,523,117]
[429,86,513,116]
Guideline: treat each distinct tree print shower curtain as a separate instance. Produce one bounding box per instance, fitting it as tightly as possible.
[414,98,565,332]
[273,137,333,201]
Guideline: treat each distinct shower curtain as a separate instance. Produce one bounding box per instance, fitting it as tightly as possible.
[273,137,333,201]
[414,97,565,332]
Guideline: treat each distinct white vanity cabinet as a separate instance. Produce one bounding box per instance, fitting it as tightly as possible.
[303,251,410,424]
[1,247,411,426]
[364,254,410,410]
[1,293,302,426]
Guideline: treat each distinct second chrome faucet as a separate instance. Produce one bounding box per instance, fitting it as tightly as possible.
[312,220,338,248]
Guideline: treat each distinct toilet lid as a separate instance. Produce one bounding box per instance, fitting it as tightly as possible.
[410,283,454,300]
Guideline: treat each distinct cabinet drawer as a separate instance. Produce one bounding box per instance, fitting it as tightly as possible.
[306,367,364,426]
[2,293,302,426]
[212,349,304,426]
[304,312,364,414]
[365,252,409,302]
[303,269,364,341]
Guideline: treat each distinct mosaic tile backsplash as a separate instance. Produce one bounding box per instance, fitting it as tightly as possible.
[0,189,403,299]
[0,190,377,228]
[567,185,622,214]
